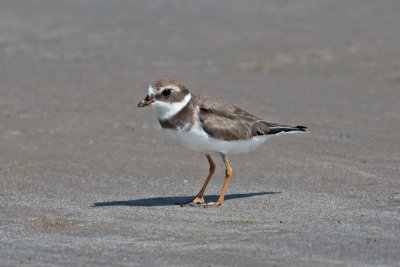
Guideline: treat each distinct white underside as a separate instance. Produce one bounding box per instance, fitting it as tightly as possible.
[165,122,270,155]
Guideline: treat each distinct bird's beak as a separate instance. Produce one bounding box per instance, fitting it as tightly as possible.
[137,95,154,108]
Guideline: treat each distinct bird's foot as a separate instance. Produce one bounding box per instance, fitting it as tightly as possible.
[180,197,223,208]
[200,201,222,208]
[179,196,205,207]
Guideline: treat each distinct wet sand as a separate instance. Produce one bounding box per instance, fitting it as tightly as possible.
[1,1,400,266]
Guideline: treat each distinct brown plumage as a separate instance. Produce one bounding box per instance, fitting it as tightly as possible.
[159,94,307,141]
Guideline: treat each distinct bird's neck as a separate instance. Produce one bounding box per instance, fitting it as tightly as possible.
[152,93,192,120]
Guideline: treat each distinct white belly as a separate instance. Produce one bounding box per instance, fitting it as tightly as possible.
[164,126,269,155]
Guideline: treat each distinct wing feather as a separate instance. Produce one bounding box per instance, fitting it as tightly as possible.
[195,95,262,141]
[194,94,307,141]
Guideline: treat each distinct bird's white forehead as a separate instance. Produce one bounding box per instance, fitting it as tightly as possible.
[148,85,157,96]
[147,85,181,96]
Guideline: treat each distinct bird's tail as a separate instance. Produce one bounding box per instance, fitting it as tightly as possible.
[261,121,308,135]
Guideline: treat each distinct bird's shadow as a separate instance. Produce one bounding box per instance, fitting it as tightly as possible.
[92,191,279,207]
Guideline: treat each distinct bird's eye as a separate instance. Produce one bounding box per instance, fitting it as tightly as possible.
[162,89,171,97]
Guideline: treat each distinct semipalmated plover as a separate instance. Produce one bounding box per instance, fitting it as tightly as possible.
[138,79,307,207]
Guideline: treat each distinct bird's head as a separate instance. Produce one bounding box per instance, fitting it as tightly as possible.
[138,79,192,120]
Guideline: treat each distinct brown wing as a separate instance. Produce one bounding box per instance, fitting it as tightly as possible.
[195,95,268,141]
[194,94,307,141]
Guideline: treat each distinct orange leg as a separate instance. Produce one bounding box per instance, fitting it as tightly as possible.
[202,154,232,207]
[180,154,216,206]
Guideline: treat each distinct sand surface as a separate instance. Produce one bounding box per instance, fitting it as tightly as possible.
[1,1,399,266]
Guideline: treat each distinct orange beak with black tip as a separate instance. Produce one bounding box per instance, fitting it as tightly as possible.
[137,95,154,107]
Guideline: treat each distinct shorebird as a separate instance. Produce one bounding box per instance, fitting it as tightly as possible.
[138,79,307,207]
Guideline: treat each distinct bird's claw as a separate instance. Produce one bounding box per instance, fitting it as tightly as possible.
[179,196,205,207]
[200,201,222,208]
[179,200,222,208]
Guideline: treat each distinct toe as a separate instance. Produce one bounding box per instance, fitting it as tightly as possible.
[201,201,222,208]
[179,196,205,207]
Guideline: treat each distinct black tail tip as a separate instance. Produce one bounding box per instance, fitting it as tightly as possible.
[296,125,307,132]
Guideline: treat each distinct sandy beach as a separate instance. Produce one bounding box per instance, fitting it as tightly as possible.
[1,1,399,266]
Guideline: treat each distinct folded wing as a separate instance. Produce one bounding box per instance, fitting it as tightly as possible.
[195,95,307,141]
